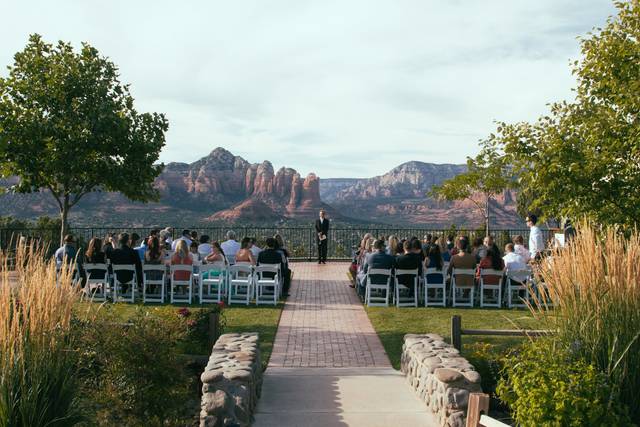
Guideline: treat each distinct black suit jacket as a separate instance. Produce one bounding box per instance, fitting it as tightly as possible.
[315,218,330,240]
[395,252,423,286]
[364,250,395,285]
[258,248,286,279]
[110,245,143,284]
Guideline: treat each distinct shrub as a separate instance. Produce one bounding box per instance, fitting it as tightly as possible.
[497,339,631,427]
[74,307,194,426]
[530,223,640,422]
[0,242,82,427]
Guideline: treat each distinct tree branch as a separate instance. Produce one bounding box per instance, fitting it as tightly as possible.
[46,185,64,212]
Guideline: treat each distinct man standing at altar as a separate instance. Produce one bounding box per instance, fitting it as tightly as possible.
[315,209,330,264]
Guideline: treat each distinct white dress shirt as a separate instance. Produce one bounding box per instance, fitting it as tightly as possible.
[250,245,262,259]
[221,239,241,258]
[528,226,545,257]
[503,252,530,282]
[171,236,192,251]
[514,244,531,262]
[198,243,213,258]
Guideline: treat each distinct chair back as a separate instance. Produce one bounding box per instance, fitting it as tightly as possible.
[225,254,236,265]
[170,264,193,281]
[255,264,280,280]
[229,263,252,277]
[425,267,446,284]
[452,268,475,287]
[84,263,108,279]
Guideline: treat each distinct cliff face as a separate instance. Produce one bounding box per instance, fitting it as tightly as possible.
[154,148,325,221]
[0,149,522,227]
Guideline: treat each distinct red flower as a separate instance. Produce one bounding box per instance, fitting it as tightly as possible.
[186,319,197,327]
[217,301,225,309]
[177,307,191,317]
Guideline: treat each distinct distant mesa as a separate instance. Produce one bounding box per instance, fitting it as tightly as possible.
[0,146,522,227]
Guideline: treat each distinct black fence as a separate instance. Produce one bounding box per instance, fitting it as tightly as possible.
[0,226,552,261]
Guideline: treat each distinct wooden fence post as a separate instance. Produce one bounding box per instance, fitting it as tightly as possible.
[208,312,220,349]
[466,392,490,427]
[451,315,462,351]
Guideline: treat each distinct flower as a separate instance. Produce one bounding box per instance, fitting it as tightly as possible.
[217,301,225,309]
[177,307,191,318]
[186,319,197,328]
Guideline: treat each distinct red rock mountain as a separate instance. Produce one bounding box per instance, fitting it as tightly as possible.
[0,148,522,227]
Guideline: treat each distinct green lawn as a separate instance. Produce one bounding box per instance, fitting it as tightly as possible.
[365,306,538,370]
[77,302,283,368]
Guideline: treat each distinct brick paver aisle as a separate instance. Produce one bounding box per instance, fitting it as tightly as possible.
[254,262,438,427]
[268,262,389,368]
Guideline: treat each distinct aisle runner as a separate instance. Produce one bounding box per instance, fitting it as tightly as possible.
[268,262,389,368]
[254,262,438,427]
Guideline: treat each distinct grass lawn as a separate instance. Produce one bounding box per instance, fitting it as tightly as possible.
[365,306,538,370]
[76,302,283,368]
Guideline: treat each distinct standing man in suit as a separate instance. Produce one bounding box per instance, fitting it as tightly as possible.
[315,209,330,264]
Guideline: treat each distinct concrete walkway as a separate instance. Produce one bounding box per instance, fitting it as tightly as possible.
[253,262,437,427]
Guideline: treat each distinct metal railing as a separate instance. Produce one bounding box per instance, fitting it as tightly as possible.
[0,226,550,260]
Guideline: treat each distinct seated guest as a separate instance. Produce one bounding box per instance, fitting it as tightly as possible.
[110,233,143,289]
[144,236,165,280]
[198,235,213,259]
[190,230,199,244]
[171,239,193,281]
[132,232,146,262]
[447,236,476,287]
[274,234,290,261]
[130,232,141,251]
[512,235,531,263]
[410,237,426,262]
[189,241,202,263]
[361,239,396,295]
[472,237,485,262]
[159,229,172,250]
[258,237,290,295]
[396,239,406,256]
[503,243,530,283]
[220,230,240,260]
[102,233,116,259]
[171,229,192,251]
[432,237,451,262]
[422,234,432,254]
[249,237,262,259]
[162,227,174,246]
[477,235,495,260]
[356,238,375,290]
[386,235,399,256]
[446,234,455,251]
[84,237,106,280]
[425,243,446,284]
[235,237,256,265]
[55,234,78,268]
[205,241,225,264]
[395,240,422,293]
[476,247,504,285]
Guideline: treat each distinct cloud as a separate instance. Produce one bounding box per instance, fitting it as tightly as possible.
[0,0,618,178]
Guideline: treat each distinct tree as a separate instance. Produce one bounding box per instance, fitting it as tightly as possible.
[430,148,511,236]
[483,1,640,227]
[0,34,168,243]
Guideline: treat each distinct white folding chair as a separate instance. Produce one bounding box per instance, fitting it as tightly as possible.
[199,262,227,304]
[425,267,447,307]
[394,269,419,307]
[143,264,166,303]
[254,264,280,306]
[84,263,109,302]
[228,264,253,305]
[111,264,137,303]
[365,268,393,307]
[506,269,533,308]
[225,254,236,266]
[170,264,193,304]
[479,268,503,308]
[451,268,476,307]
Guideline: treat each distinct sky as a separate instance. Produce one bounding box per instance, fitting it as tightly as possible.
[1,0,617,178]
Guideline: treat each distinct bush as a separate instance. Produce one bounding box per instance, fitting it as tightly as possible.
[0,243,82,427]
[74,307,194,426]
[531,223,640,422]
[497,339,632,427]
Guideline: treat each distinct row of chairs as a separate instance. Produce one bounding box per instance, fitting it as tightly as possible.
[364,267,537,308]
[82,262,282,306]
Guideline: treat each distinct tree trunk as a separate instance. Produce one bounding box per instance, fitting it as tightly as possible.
[60,195,70,246]
[485,195,491,237]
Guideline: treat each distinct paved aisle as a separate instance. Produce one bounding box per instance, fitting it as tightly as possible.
[253,262,437,427]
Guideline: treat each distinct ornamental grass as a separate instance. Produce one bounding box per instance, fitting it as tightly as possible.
[530,223,640,422]
[0,241,82,427]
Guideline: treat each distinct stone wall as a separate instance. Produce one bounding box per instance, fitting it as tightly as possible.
[200,332,262,427]
[401,334,482,427]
